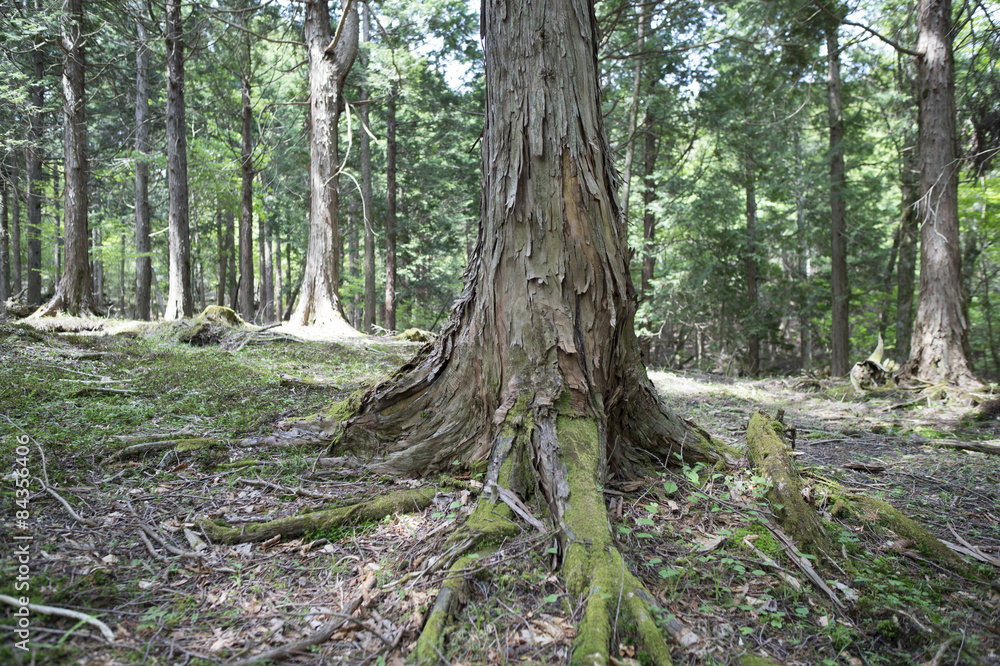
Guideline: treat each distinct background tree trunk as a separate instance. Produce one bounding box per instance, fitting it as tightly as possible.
[1,176,9,308]
[828,27,849,377]
[896,144,919,361]
[11,158,21,296]
[384,85,397,332]
[904,0,980,387]
[638,106,657,360]
[37,0,97,316]
[26,3,44,308]
[164,0,193,319]
[745,148,760,377]
[361,4,375,334]
[135,18,152,320]
[291,0,358,330]
[619,2,646,222]
[238,37,255,321]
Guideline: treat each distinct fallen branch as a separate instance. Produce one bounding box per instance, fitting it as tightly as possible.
[107,438,220,463]
[924,439,1000,456]
[0,594,115,642]
[40,482,98,527]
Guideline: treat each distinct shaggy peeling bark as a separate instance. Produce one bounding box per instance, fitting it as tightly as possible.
[903,0,981,388]
[292,0,358,331]
[36,0,98,317]
[336,1,733,661]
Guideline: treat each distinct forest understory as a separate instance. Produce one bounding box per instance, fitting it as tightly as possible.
[1,317,999,666]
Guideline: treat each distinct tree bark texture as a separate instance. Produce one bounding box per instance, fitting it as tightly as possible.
[342,0,723,488]
[340,8,728,659]
[745,149,760,377]
[827,27,849,377]
[896,147,918,361]
[384,85,397,331]
[37,0,97,316]
[11,157,21,295]
[905,0,980,387]
[619,2,645,223]
[361,5,375,334]
[238,45,255,321]
[164,0,193,320]
[292,0,358,331]
[26,6,44,308]
[135,18,152,320]
[1,177,9,308]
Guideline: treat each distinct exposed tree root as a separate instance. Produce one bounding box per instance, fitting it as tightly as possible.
[198,487,434,545]
[828,490,977,577]
[108,438,221,463]
[746,412,833,560]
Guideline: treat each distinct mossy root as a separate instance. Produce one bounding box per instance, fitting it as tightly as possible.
[746,411,833,560]
[410,467,520,663]
[198,487,435,545]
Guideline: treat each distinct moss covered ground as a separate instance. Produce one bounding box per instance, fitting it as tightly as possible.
[0,321,997,665]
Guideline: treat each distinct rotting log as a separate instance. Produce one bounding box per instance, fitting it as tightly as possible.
[198,486,434,545]
[746,411,833,560]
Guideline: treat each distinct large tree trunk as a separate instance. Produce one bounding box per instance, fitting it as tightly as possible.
[238,40,255,321]
[827,27,849,378]
[340,4,727,660]
[135,18,152,321]
[361,4,376,334]
[291,0,358,331]
[904,0,981,387]
[383,85,397,331]
[26,3,44,308]
[36,0,97,316]
[164,0,192,320]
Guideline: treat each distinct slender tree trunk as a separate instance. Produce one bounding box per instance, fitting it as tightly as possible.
[134,18,152,320]
[194,216,206,312]
[292,0,358,330]
[619,2,646,222]
[11,158,21,295]
[794,133,812,370]
[261,220,274,322]
[52,164,61,290]
[638,108,657,360]
[980,260,1000,379]
[26,3,44,307]
[216,210,227,306]
[348,204,360,327]
[361,4,375,334]
[36,0,97,316]
[745,148,760,377]
[238,40,255,321]
[896,155,918,361]
[384,85,397,331]
[827,27,849,377]
[119,232,125,314]
[273,226,283,319]
[226,210,238,310]
[904,0,981,387]
[92,227,104,305]
[164,0,192,319]
[1,176,9,309]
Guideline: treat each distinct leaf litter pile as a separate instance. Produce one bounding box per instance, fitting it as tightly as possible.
[1,319,999,665]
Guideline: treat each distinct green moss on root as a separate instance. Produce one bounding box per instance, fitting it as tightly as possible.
[198,487,435,544]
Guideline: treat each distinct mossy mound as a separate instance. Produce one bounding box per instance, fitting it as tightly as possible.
[178,305,245,345]
[394,327,436,342]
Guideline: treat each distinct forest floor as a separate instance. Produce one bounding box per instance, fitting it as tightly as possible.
[1,315,999,666]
